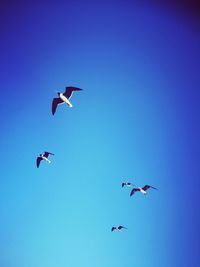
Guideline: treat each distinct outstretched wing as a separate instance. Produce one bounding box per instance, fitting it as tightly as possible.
[142,185,157,191]
[118,226,127,230]
[52,97,63,115]
[130,188,140,197]
[44,151,54,158]
[63,86,83,99]
[36,157,42,168]
[122,183,125,187]
[111,227,116,232]
[142,185,151,191]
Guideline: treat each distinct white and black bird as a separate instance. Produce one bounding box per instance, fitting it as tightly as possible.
[111,226,127,232]
[130,185,157,197]
[122,182,133,188]
[52,86,83,115]
[36,151,54,168]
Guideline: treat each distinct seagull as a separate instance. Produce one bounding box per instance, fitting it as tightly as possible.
[130,185,157,197]
[111,226,127,232]
[36,151,54,168]
[52,86,83,115]
[122,182,133,187]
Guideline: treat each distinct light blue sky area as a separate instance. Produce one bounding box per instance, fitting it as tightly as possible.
[0,2,199,267]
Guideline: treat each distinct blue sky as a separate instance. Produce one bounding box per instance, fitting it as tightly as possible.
[0,1,199,267]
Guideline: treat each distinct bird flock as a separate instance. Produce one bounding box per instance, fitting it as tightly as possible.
[36,85,158,232]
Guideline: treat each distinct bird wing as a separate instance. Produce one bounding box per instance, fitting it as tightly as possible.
[118,226,127,230]
[63,86,82,99]
[52,97,63,115]
[111,227,116,231]
[122,183,125,187]
[142,185,151,191]
[44,151,54,158]
[130,188,139,196]
[151,186,158,190]
[36,157,42,168]
[142,185,157,191]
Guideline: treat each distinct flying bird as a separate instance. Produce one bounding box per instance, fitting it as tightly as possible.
[122,182,133,187]
[52,86,83,115]
[36,151,54,168]
[111,226,127,232]
[130,185,157,197]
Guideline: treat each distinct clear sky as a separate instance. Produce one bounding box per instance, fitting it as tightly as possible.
[0,1,199,267]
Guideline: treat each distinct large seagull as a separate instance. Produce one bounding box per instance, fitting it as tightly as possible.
[130,185,157,197]
[52,86,83,115]
[36,151,54,168]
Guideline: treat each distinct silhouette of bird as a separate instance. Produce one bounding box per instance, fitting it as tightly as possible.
[52,86,82,115]
[36,151,54,168]
[130,185,157,197]
[122,182,133,187]
[111,225,127,232]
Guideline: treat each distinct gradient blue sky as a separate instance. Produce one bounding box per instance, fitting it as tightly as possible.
[0,1,199,267]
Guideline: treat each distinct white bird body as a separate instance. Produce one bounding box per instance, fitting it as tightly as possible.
[41,155,51,163]
[60,93,73,107]
[139,188,147,194]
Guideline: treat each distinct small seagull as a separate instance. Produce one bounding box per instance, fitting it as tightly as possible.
[36,151,54,168]
[52,86,83,115]
[130,185,157,197]
[111,226,127,232]
[122,182,133,187]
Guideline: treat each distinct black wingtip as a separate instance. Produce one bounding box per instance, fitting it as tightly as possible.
[52,107,56,115]
[66,86,83,90]
[151,186,158,190]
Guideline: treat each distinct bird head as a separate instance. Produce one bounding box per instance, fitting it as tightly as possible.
[55,90,60,96]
